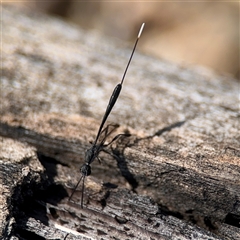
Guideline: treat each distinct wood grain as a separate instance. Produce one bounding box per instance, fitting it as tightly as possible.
[1,4,239,240]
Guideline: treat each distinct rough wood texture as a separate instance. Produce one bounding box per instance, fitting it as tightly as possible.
[1,4,240,240]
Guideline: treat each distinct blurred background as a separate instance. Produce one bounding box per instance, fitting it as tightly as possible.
[6,1,239,79]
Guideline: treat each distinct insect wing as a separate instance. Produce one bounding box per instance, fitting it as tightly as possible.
[97,123,120,147]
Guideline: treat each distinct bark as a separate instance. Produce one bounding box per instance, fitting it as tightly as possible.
[1,4,239,240]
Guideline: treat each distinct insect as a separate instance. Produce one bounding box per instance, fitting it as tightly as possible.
[68,23,145,208]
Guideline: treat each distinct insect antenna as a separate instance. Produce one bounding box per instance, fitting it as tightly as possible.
[68,175,84,201]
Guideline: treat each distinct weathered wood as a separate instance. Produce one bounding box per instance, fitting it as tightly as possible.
[1,137,224,240]
[0,137,44,238]
[1,4,239,240]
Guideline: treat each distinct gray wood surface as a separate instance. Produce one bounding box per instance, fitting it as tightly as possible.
[1,4,239,240]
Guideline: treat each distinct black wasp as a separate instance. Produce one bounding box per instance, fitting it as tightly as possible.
[68,23,145,208]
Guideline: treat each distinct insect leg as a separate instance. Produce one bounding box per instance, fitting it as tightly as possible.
[105,133,131,147]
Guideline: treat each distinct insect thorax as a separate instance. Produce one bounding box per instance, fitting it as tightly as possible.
[85,144,99,164]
